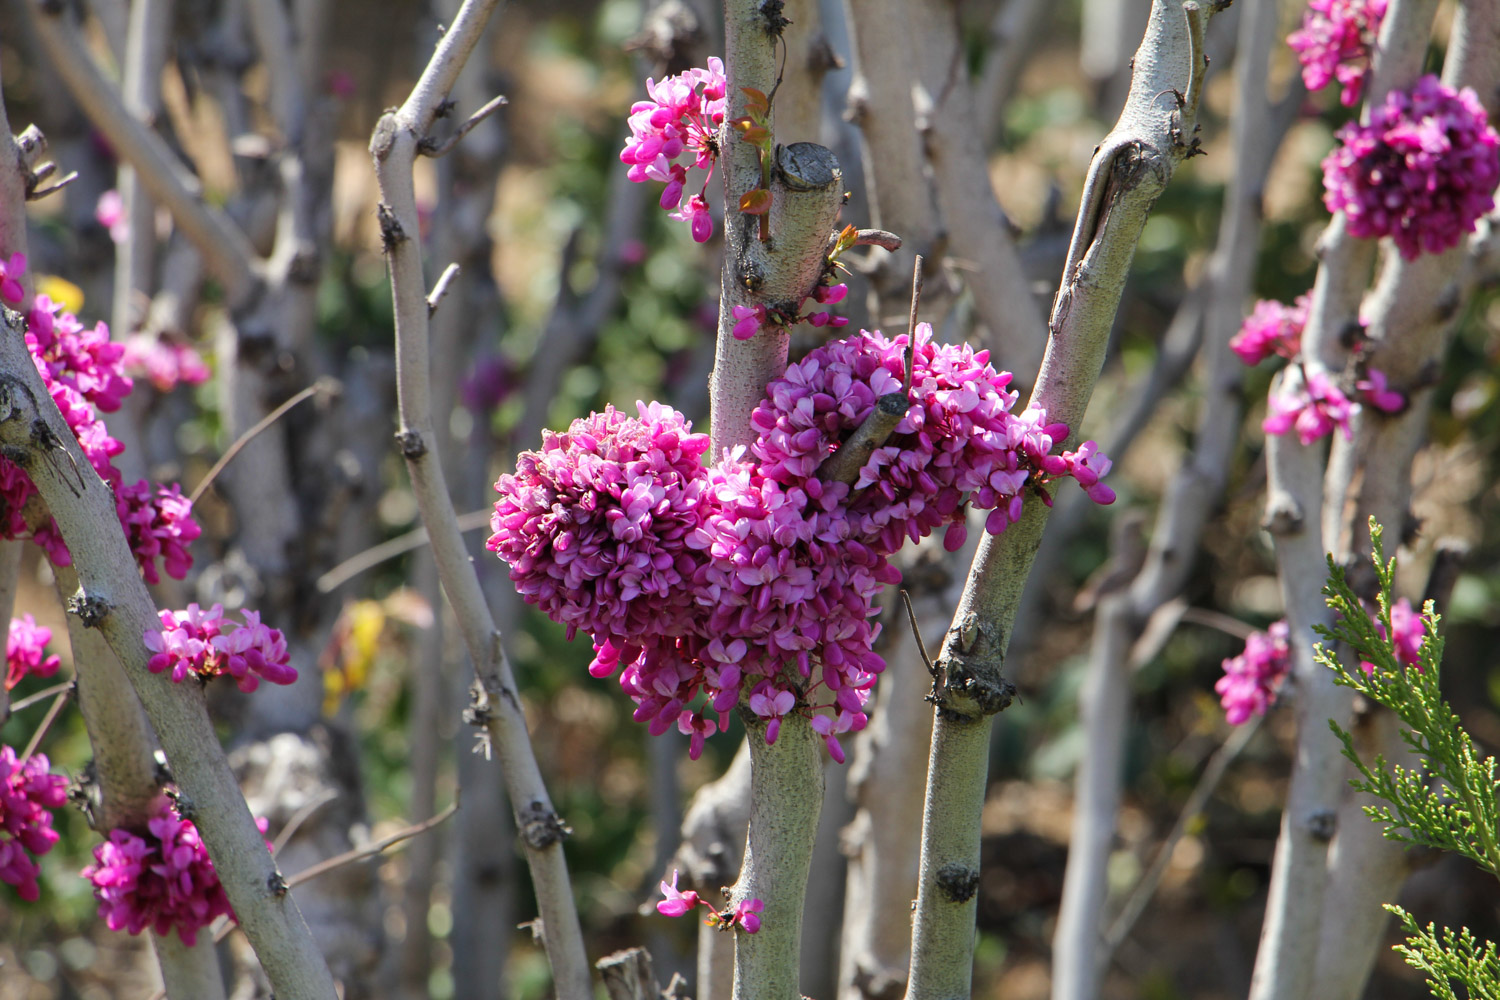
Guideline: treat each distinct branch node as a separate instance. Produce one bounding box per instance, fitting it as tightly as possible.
[1307,809,1337,843]
[165,788,196,822]
[376,204,407,251]
[519,800,572,850]
[420,95,508,158]
[267,870,289,897]
[935,863,979,903]
[65,592,112,628]
[394,429,428,459]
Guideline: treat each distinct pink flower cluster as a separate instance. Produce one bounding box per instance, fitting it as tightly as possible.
[82,799,269,945]
[731,282,851,340]
[1360,596,1424,673]
[117,482,201,585]
[1288,0,1386,107]
[753,325,1114,554]
[491,329,1114,761]
[0,746,68,901]
[1263,367,1358,445]
[656,868,762,934]
[1216,620,1291,725]
[121,333,210,394]
[1231,296,1308,366]
[1323,75,1500,260]
[621,59,727,243]
[0,253,201,578]
[144,603,297,693]
[6,614,60,691]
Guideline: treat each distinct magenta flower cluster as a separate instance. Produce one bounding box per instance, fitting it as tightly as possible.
[120,332,210,394]
[0,746,68,901]
[1216,620,1291,725]
[82,798,270,945]
[145,603,297,693]
[1263,368,1358,445]
[1231,296,1308,367]
[6,614,60,691]
[1323,75,1500,260]
[1288,0,1386,107]
[656,868,762,934]
[490,328,1114,762]
[621,58,727,243]
[116,482,201,585]
[0,253,202,580]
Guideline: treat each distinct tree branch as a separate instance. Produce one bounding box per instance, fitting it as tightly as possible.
[369,1,592,994]
[0,307,337,998]
[904,4,1221,995]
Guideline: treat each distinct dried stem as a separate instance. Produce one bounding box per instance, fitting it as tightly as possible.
[369,1,591,994]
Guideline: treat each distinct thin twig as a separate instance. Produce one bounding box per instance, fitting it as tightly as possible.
[419,94,508,158]
[21,683,74,761]
[6,679,76,715]
[904,254,923,394]
[287,800,459,889]
[1179,606,1259,642]
[852,228,902,250]
[427,263,462,317]
[315,508,491,593]
[26,171,78,200]
[189,381,330,504]
[272,789,340,857]
[899,588,937,678]
[1102,715,1261,956]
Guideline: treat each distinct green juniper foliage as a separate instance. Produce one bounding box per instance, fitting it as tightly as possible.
[1319,519,1500,997]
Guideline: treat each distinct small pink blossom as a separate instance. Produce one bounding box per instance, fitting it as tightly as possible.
[656,869,700,917]
[621,59,727,241]
[731,304,765,340]
[120,334,210,394]
[1356,368,1405,413]
[1288,0,1386,107]
[1231,296,1308,366]
[116,481,201,585]
[1216,620,1291,725]
[0,253,26,305]
[0,746,68,901]
[6,615,60,691]
[144,604,297,692]
[1263,369,1358,445]
[95,190,129,244]
[82,798,271,945]
[732,898,763,934]
[1360,597,1425,673]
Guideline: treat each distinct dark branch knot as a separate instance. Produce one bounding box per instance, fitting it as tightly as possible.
[376,204,407,252]
[66,593,112,628]
[758,0,790,37]
[518,800,572,850]
[1307,809,1337,843]
[394,429,427,459]
[267,870,289,897]
[935,863,980,903]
